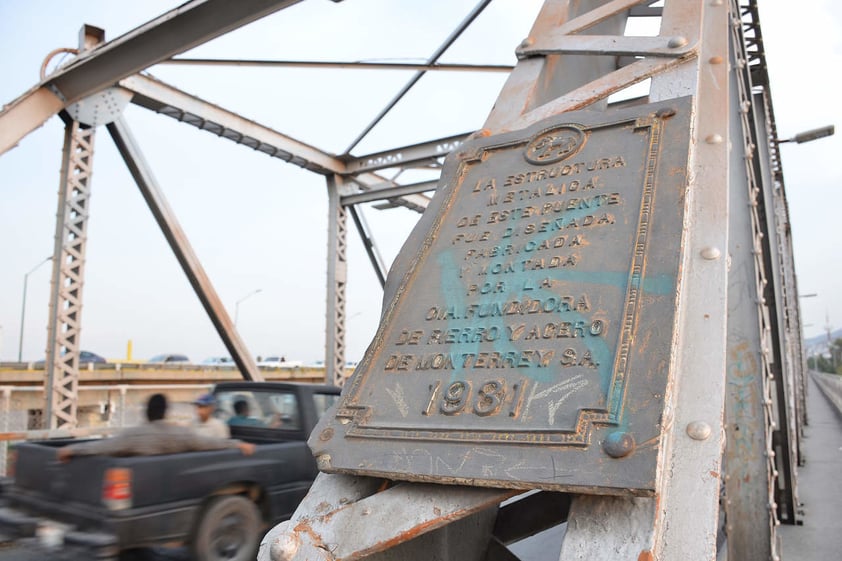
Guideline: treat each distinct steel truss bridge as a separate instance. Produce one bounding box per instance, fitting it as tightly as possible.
[0,1,821,559]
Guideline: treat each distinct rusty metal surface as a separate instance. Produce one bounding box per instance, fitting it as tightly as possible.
[311,98,693,495]
[261,473,514,561]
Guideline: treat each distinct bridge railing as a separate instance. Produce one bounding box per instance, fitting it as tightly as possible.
[812,371,842,417]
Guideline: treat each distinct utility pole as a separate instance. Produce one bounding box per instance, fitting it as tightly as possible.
[826,311,835,372]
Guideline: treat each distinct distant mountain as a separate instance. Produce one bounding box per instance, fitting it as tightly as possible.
[805,329,842,360]
[806,328,842,347]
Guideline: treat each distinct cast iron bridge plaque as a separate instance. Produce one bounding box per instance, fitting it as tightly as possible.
[311,98,693,495]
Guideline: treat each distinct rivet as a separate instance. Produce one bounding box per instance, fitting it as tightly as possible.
[686,421,712,441]
[668,36,688,48]
[271,531,301,560]
[701,247,721,260]
[603,431,635,458]
[520,37,534,49]
[706,134,724,144]
[316,454,332,470]
[319,427,334,442]
[709,55,724,64]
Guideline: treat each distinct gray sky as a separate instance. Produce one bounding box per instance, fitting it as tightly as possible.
[0,0,839,364]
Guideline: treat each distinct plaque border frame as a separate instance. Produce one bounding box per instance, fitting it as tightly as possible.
[333,109,675,447]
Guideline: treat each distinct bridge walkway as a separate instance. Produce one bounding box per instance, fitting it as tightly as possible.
[779,374,842,559]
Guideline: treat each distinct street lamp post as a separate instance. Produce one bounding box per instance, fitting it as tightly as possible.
[18,256,52,362]
[776,125,835,144]
[234,288,263,327]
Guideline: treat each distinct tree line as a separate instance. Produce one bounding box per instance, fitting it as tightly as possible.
[808,337,842,374]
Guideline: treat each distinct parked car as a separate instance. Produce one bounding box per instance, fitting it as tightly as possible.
[200,356,233,366]
[32,350,106,369]
[257,356,303,368]
[147,354,190,364]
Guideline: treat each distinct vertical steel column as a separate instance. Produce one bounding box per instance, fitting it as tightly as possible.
[647,3,731,558]
[722,30,777,556]
[325,175,348,386]
[44,119,95,429]
[758,110,800,525]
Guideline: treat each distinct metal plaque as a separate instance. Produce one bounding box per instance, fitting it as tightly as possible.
[311,98,693,495]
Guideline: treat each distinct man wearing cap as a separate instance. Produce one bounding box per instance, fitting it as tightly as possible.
[193,393,230,439]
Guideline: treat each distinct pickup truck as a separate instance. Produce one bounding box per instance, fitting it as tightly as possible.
[0,381,340,561]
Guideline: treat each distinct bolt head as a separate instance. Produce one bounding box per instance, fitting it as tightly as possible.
[603,431,635,458]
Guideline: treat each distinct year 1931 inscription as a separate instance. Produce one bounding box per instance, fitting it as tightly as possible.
[310,99,692,494]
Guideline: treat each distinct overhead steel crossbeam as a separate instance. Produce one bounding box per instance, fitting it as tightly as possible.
[341,133,468,175]
[119,74,435,213]
[0,0,306,156]
[163,58,515,73]
[340,180,438,206]
[121,74,341,175]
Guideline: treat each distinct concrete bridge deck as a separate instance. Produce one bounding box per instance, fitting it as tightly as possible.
[779,374,842,560]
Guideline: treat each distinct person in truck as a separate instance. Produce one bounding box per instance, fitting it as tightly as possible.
[227,398,265,427]
[191,392,230,438]
[56,393,254,462]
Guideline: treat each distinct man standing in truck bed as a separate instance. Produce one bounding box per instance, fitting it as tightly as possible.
[56,393,254,461]
[192,392,230,438]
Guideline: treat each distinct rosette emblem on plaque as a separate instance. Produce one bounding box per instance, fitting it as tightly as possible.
[524,125,586,165]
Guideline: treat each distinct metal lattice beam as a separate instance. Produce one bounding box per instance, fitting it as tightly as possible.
[45,119,95,429]
[326,175,349,386]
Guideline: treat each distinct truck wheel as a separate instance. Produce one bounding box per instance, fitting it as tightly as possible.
[192,495,261,561]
